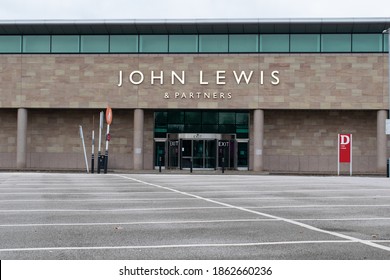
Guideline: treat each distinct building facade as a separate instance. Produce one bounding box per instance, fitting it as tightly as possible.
[0,19,389,173]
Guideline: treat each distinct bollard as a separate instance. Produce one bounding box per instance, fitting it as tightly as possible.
[387,158,389,178]
[159,156,162,173]
[222,157,225,174]
[190,159,193,173]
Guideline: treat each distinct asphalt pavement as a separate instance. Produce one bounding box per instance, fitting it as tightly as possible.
[0,172,389,259]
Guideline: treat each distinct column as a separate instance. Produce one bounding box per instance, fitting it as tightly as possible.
[377,110,387,172]
[133,109,144,170]
[16,108,28,169]
[253,109,264,171]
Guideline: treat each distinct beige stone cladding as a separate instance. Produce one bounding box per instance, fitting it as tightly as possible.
[0,109,17,168]
[25,109,134,170]
[262,110,378,173]
[0,54,388,110]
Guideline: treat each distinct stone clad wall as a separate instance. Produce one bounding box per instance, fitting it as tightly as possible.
[263,110,378,173]
[0,53,388,172]
[0,54,387,110]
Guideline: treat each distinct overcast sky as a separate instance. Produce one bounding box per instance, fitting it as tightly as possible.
[0,0,389,20]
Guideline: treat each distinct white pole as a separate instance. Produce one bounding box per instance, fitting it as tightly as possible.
[97,111,103,173]
[103,124,110,174]
[350,134,353,176]
[79,125,89,173]
[98,111,103,154]
[337,134,340,176]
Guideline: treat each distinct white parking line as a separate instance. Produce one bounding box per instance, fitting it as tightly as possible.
[0,240,360,253]
[1,217,389,228]
[1,195,389,203]
[115,175,390,253]
[1,204,389,213]
[0,218,273,227]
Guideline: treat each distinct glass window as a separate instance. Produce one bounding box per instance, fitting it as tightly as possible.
[219,112,235,124]
[184,124,202,133]
[0,36,21,53]
[110,35,138,53]
[290,34,320,52]
[321,34,351,52]
[140,35,168,53]
[185,112,201,124]
[169,35,198,53]
[219,125,236,133]
[202,111,218,124]
[168,111,184,124]
[81,35,109,53]
[352,34,382,52]
[229,34,258,52]
[236,112,249,125]
[385,34,389,52]
[202,125,218,133]
[155,112,167,124]
[52,36,79,53]
[199,35,228,52]
[167,124,184,133]
[260,34,289,52]
[23,36,50,53]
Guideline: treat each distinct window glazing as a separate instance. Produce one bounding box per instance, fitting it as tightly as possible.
[290,34,320,52]
[229,34,258,52]
[352,34,382,52]
[0,36,21,53]
[154,110,249,139]
[0,33,388,54]
[321,34,351,52]
[169,35,198,52]
[110,35,138,53]
[199,35,228,52]
[52,35,79,53]
[140,35,168,53]
[260,34,289,52]
[81,35,109,53]
[23,36,50,53]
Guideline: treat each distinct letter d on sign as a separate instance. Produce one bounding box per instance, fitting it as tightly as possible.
[340,135,350,145]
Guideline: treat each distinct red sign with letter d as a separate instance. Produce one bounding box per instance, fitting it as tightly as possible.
[339,134,351,163]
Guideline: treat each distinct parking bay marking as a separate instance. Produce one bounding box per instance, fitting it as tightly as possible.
[115,174,390,253]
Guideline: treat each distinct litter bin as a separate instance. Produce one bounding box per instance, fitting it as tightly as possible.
[97,155,105,174]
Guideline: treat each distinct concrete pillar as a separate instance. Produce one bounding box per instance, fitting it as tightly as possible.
[16,108,28,169]
[377,110,387,172]
[133,109,144,170]
[253,109,264,171]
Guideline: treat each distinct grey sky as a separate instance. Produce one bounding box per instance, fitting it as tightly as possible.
[0,0,389,20]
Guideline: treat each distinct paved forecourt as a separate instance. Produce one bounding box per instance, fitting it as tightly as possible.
[0,172,389,259]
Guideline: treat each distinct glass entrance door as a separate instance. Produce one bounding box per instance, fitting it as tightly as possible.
[218,140,236,169]
[180,139,217,169]
[167,139,179,168]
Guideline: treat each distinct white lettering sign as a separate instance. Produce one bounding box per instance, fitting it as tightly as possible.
[117,70,280,87]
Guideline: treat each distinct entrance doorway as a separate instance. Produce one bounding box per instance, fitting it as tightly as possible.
[154,133,244,170]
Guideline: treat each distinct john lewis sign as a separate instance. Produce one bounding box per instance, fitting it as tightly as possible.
[117,69,280,100]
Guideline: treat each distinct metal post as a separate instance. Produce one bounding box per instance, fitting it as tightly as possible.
[388,30,390,177]
[159,156,162,173]
[384,28,390,178]
[190,158,193,173]
[91,130,95,173]
[79,125,89,173]
[222,157,225,174]
[97,111,103,174]
[104,124,110,174]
